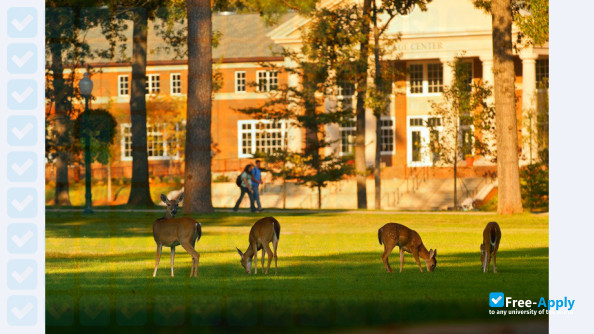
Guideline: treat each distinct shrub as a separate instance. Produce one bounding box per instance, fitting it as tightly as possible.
[520,162,549,211]
[213,174,231,183]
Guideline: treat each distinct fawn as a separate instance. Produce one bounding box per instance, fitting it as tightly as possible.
[481,221,501,273]
[236,217,280,275]
[378,223,437,273]
[152,193,202,277]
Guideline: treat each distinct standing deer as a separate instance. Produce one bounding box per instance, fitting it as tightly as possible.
[152,193,202,277]
[481,221,501,273]
[378,223,437,273]
[236,217,280,275]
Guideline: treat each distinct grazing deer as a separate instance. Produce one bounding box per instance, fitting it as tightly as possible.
[236,217,280,275]
[481,221,501,273]
[152,193,202,278]
[378,223,437,273]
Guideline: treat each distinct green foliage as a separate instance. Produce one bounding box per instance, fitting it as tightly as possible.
[213,174,232,183]
[430,56,496,166]
[74,108,118,165]
[520,162,549,211]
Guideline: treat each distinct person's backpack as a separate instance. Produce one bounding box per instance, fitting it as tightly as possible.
[235,173,242,187]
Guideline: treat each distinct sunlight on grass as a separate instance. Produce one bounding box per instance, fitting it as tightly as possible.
[46,211,548,329]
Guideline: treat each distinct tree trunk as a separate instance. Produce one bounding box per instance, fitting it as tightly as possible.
[127,8,153,207]
[317,185,322,209]
[50,42,72,206]
[372,0,381,210]
[185,0,214,213]
[355,0,372,209]
[492,0,523,214]
[107,157,112,204]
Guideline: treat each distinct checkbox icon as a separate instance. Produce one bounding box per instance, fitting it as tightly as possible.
[46,295,74,326]
[7,188,37,218]
[80,295,110,326]
[8,80,37,110]
[8,259,37,290]
[8,116,37,146]
[8,224,37,254]
[7,295,37,326]
[8,44,37,74]
[8,152,37,182]
[489,292,505,307]
[8,7,37,38]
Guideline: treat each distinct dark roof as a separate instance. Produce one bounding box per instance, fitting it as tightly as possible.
[82,12,292,64]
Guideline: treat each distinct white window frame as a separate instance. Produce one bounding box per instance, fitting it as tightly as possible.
[256,70,278,92]
[407,116,443,167]
[120,123,181,161]
[170,73,182,95]
[237,120,288,158]
[407,61,449,96]
[536,58,549,89]
[118,75,129,97]
[339,119,356,156]
[380,117,396,155]
[146,74,160,95]
[235,71,246,93]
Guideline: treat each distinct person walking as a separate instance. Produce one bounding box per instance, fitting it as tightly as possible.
[233,164,256,212]
[251,160,264,212]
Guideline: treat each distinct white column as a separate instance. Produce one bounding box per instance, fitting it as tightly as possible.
[285,56,303,154]
[324,97,340,156]
[481,57,494,89]
[520,52,538,164]
[477,56,495,166]
[441,56,455,87]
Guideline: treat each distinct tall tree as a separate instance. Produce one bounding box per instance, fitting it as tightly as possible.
[184,0,214,213]
[491,0,523,214]
[127,5,154,207]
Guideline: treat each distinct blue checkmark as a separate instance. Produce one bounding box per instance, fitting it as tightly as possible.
[8,259,38,290]
[7,295,37,326]
[8,224,37,254]
[8,80,37,110]
[7,188,37,218]
[8,7,38,38]
[8,152,38,182]
[489,292,505,307]
[8,44,37,74]
[8,116,37,146]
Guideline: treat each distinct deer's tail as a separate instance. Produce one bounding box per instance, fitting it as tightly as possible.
[273,219,281,241]
[378,228,383,245]
[196,222,202,241]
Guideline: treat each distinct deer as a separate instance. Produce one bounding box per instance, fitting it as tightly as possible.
[480,221,501,273]
[236,217,280,275]
[152,193,202,278]
[378,223,437,273]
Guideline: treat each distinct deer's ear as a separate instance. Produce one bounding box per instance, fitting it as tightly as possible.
[160,194,169,204]
[429,249,435,258]
[177,193,184,202]
[433,249,437,257]
[236,247,243,257]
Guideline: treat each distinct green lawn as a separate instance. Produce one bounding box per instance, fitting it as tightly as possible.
[46,211,548,332]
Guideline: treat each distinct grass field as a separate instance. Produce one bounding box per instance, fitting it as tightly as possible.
[46,210,548,333]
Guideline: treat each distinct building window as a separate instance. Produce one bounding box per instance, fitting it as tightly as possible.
[257,71,278,92]
[118,75,129,96]
[536,59,549,89]
[380,118,395,155]
[146,74,160,94]
[427,63,443,93]
[237,120,287,157]
[340,119,356,156]
[407,116,443,166]
[170,73,181,95]
[409,64,423,94]
[235,71,246,93]
[121,123,179,160]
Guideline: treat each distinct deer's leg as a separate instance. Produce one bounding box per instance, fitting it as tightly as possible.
[412,248,423,272]
[399,247,405,273]
[170,246,175,277]
[153,244,162,277]
[492,250,498,273]
[253,243,258,275]
[263,243,274,275]
[181,243,200,277]
[261,248,265,272]
[381,243,395,273]
[273,239,279,276]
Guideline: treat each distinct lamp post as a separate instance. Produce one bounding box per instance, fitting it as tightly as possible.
[79,72,94,214]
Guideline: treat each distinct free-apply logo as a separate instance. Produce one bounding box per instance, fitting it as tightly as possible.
[489,292,504,307]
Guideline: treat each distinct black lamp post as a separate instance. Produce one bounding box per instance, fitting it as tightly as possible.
[79,72,94,214]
